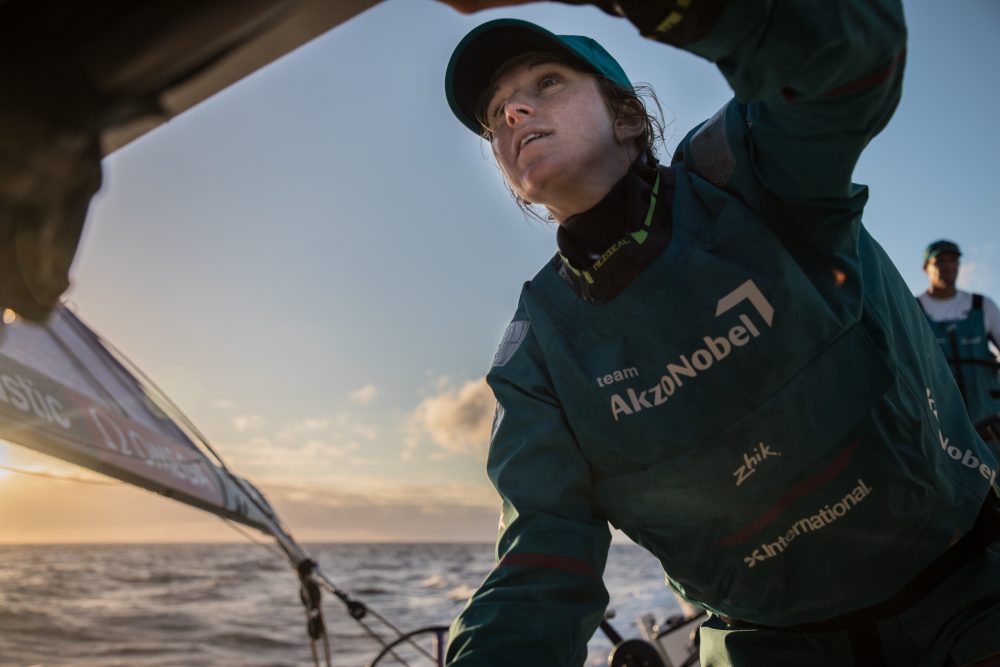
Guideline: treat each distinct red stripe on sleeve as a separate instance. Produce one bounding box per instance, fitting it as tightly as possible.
[782,49,906,103]
[498,552,598,579]
[820,49,906,98]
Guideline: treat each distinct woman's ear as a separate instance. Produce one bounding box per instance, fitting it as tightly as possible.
[614,99,646,143]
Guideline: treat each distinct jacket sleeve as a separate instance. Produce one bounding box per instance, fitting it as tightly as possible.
[617,0,907,209]
[446,319,612,667]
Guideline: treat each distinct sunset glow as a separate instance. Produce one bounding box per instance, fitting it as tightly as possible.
[1,0,997,545]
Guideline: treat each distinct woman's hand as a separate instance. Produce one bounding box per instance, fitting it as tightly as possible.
[436,0,539,13]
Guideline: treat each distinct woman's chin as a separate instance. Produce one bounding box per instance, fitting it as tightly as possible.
[515,168,570,208]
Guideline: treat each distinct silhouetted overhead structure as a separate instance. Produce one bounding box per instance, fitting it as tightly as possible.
[0,0,379,322]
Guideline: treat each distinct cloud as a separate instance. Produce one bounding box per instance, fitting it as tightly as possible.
[351,423,378,440]
[958,259,994,294]
[211,399,236,409]
[264,478,497,511]
[407,378,494,458]
[220,431,371,482]
[349,384,378,405]
[276,415,375,442]
[278,417,331,440]
[956,242,1000,294]
[300,439,359,459]
[233,414,265,432]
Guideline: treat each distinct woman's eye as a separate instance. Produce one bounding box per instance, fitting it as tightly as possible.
[539,74,559,89]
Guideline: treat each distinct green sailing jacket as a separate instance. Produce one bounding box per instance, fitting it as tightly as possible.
[447,2,997,665]
[921,297,1000,426]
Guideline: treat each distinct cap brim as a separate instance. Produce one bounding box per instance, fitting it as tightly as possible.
[445,19,602,135]
[924,240,963,262]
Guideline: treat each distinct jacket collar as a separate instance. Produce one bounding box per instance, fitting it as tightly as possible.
[555,156,674,304]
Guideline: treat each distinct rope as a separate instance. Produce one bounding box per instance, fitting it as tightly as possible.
[217,517,288,562]
[368,608,418,646]
[58,309,302,561]
[219,518,331,666]
[321,625,333,667]
[354,616,413,666]
[57,314,341,667]
[304,612,321,667]
[13,307,440,666]
[315,571,438,665]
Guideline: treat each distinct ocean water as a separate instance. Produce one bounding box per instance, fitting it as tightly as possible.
[0,542,685,667]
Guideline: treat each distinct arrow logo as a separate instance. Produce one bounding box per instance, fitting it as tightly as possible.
[715,279,774,327]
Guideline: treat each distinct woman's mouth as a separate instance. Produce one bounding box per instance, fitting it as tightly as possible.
[519,132,550,153]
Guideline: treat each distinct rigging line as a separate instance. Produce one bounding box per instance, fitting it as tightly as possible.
[49,311,418,663]
[220,518,330,667]
[302,606,327,667]
[60,310,296,541]
[40,310,279,543]
[18,314,210,467]
[217,516,288,563]
[366,607,410,637]
[303,610,327,667]
[324,633,334,667]
[228,522,428,666]
[41,311,133,420]
[220,518,331,667]
[81,316,234,472]
[76,317,296,539]
[37,311,340,663]
[44,309,208,468]
[227,474,293,534]
[354,613,402,658]
[312,574,396,651]
[57,307,165,417]
[0,464,121,485]
[56,308,230,475]
[320,618,333,667]
[315,572,438,665]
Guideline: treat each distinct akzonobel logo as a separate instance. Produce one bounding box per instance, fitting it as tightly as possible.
[610,280,774,421]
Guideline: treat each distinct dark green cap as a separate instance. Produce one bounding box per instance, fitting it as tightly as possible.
[445,18,632,135]
[923,239,962,264]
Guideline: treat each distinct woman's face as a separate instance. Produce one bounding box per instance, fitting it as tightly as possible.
[485,59,639,221]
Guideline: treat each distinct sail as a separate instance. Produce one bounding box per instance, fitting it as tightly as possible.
[0,305,414,663]
[0,305,283,538]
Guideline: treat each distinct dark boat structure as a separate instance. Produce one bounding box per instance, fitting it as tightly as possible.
[1,0,378,322]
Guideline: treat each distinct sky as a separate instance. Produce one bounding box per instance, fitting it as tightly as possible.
[0,0,998,544]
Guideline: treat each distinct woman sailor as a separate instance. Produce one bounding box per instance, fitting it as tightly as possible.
[438,1,1000,665]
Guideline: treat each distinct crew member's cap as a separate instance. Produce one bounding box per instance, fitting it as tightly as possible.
[445,19,632,135]
[924,239,962,264]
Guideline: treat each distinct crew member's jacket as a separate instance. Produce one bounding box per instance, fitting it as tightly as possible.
[447,2,997,665]
[920,294,1000,427]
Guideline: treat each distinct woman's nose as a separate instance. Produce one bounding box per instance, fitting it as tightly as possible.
[504,97,534,126]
